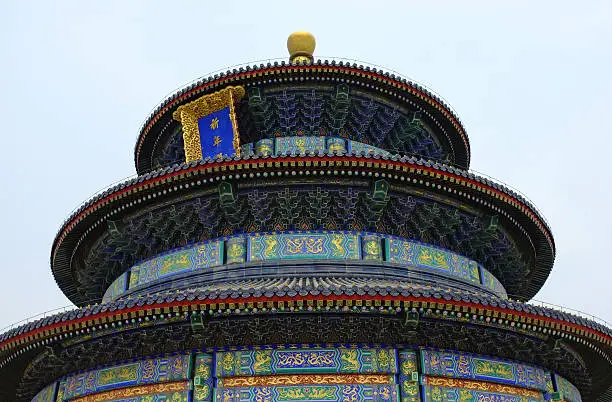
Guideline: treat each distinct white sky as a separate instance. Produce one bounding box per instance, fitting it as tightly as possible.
[0,1,610,330]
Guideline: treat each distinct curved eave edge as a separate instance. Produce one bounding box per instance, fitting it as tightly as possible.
[0,293,610,370]
[53,154,554,257]
[50,153,555,304]
[133,61,470,172]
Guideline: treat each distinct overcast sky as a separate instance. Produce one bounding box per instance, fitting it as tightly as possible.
[0,1,610,330]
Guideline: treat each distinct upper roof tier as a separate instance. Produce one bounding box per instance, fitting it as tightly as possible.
[134,59,471,174]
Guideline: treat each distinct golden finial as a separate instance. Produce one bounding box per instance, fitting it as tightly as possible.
[287,31,316,64]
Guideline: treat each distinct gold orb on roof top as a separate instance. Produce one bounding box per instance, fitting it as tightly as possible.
[287,31,316,63]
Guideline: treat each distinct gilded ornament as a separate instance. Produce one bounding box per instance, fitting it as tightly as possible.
[328,139,345,153]
[457,354,471,376]
[253,387,272,401]
[255,139,274,156]
[195,362,211,378]
[96,363,139,386]
[378,385,392,400]
[340,350,360,372]
[221,352,235,373]
[417,248,433,265]
[286,237,324,254]
[253,350,273,374]
[431,387,442,402]
[263,237,278,259]
[276,350,335,367]
[473,359,514,380]
[377,349,391,370]
[172,86,245,163]
[194,384,210,401]
[228,243,244,258]
[170,392,188,402]
[342,384,359,402]
[401,359,417,375]
[331,235,345,256]
[401,381,419,400]
[364,241,379,255]
[295,138,307,153]
[277,386,336,400]
[287,31,316,64]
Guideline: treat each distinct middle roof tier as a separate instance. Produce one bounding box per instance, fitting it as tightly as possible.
[52,137,554,306]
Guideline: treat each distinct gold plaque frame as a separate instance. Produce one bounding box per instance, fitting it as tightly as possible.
[172,86,246,162]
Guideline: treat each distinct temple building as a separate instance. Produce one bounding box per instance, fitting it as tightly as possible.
[1,32,611,402]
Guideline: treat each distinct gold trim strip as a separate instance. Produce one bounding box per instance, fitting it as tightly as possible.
[229,88,241,158]
[220,374,393,387]
[424,376,542,398]
[71,381,188,402]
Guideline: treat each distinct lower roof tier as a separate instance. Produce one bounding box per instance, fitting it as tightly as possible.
[52,150,554,305]
[2,285,611,401]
